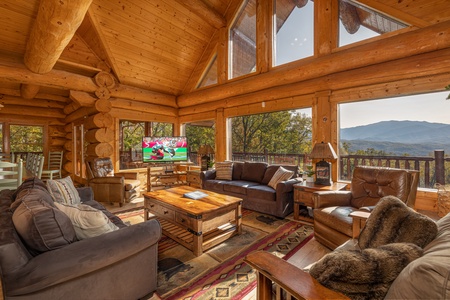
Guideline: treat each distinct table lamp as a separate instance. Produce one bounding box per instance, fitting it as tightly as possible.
[309,142,338,186]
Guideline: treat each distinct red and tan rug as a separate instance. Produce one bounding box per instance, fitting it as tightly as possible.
[117,209,314,299]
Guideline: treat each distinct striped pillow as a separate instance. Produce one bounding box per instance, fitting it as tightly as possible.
[47,176,81,205]
[215,161,233,180]
[268,166,294,189]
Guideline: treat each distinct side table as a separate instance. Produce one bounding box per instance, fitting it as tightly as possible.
[293,182,348,223]
[187,170,202,188]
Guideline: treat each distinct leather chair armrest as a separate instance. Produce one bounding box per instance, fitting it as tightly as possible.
[89,177,124,185]
[6,220,162,295]
[244,251,349,300]
[312,191,352,208]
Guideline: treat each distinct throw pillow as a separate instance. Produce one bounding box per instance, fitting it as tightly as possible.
[11,188,77,255]
[46,176,81,205]
[310,243,423,300]
[54,202,119,240]
[215,161,233,180]
[268,166,294,189]
[358,195,438,249]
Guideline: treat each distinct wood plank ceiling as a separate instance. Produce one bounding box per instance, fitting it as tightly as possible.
[0,0,449,110]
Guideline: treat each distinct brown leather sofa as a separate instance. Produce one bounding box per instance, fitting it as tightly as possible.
[86,157,141,207]
[312,166,419,249]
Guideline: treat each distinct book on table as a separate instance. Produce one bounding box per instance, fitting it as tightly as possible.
[183,190,208,200]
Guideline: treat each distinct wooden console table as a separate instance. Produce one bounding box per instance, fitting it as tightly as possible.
[293,182,348,223]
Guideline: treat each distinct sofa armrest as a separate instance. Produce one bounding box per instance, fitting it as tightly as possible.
[312,191,352,208]
[200,170,216,181]
[6,219,162,295]
[276,177,302,193]
[244,251,349,300]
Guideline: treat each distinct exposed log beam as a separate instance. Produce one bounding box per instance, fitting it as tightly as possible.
[177,20,450,107]
[20,84,40,99]
[0,95,65,109]
[24,0,93,74]
[0,105,65,119]
[109,98,178,117]
[353,0,432,28]
[0,61,177,108]
[70,90,97,106]
[175,0,226,29]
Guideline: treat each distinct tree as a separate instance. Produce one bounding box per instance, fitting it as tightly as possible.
[10,125,43,152]
[185,124,215,152]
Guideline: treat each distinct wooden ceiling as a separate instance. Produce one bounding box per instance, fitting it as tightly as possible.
[0,0,449,110]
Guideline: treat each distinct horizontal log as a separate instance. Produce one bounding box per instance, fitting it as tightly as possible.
[65,132,72,139]
[64,141,73,152]
[48,126,67,137]
[49,137,66,147]
[0,61,177,107]
[64,101,82,115]
[0,105,65,119]
[84,113,114,130]
[95,98,112,113]
[110,98,177,116]
[65,106,99,124]
[0,95,65,109]
[177,20,450,107]
[20,84,40,99]
[85,128,114,143]
[69,90,97,106]
[63,161,73,174]
[86,142,113,157]
[64,123,73,133]
[109,107,177,123]
[0,113,65,126]
[179,48,450,116]
[64,151,73,161]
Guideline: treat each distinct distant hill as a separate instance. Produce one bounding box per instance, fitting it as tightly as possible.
[340,120,450,156]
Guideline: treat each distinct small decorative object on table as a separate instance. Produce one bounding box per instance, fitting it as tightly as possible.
[304,165,315,183]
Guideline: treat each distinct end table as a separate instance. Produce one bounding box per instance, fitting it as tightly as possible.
[293,182,348,223]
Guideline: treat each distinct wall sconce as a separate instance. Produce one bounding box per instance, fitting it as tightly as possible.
[309,142,338,186]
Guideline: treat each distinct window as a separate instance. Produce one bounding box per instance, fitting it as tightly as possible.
[0,123,3,152]
[338,91,450,188]
[273,0,314,66]
[229,0,257,79]
[338,0,407,47]
[119,120,173,169]
[231,109,312,165]
[185,122,216,164]
[10,125,43,152]
[198,55,218,88]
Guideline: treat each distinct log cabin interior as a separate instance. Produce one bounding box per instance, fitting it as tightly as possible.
[1,0,449,212]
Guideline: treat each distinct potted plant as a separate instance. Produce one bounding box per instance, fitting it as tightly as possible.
[207,160,215,170]
[304,165,315,183]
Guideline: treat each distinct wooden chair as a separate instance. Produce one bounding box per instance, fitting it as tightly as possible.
[29,155,44,179]
[41,151,63,180]
[0,159,23,191]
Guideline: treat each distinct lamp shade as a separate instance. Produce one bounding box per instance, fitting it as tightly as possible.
[198,144,214,155]
[309,142,337,160]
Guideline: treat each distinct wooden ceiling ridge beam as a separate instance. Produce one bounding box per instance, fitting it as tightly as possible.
[177,19,450,107]
[21,0,94,100]
[352,0,432,28]
[175,0,226,29]
[0,61,177,108]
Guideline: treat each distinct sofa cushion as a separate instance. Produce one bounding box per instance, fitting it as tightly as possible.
[46,176,81,205]
[313,206,357,237]
[358,195,438,249]
[268,166,294,189]
[385,212,450,299]
[55,202,119,240]
[11,188,77,255]
[215,161,233,180]
[223,180,259,195]
[12,177,48,201]
[232,161,244,180]
[247,185,276,202]
[241,162,268,183]
[203,179,225,192]
[310,243,423,300]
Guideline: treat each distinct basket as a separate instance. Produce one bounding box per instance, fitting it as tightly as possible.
[436,183,450,218]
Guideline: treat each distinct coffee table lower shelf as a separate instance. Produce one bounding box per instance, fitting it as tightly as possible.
[159,219,239,255]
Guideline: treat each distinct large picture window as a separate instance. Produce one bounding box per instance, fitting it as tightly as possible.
[338,91,450,188]
[10,125,43,152]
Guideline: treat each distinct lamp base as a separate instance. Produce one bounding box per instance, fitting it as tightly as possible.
[314,160,333,186]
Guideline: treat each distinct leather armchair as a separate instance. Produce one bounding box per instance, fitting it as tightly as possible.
[312,166,419,249]
[86,157,141,207]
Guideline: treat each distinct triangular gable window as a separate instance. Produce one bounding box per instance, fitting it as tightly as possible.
[339,0,408,47]
[198,54,218,88]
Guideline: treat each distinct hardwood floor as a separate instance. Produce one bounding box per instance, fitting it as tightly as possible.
[286,236,331,269]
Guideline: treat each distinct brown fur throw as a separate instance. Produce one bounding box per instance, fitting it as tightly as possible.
[310,243,423,300]
[358,195,438,249]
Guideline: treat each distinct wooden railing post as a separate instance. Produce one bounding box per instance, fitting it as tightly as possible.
[435,150,445,185]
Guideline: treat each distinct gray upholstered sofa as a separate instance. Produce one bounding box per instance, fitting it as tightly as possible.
[0,177,161,300]
[200,161,301,218]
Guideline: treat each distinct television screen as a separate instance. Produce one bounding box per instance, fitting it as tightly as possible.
[142,136,188,163]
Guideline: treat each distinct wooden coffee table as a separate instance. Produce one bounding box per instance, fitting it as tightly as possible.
[143,186,242,256]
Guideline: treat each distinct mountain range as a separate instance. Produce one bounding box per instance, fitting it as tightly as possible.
[340,120,450,156]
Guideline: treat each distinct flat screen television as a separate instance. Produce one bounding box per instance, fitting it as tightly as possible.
[142,136,188,163]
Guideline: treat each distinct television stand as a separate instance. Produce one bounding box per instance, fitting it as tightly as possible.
[147,162,196,191]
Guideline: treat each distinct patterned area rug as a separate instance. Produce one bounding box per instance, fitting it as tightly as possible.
[117,209,314,299]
